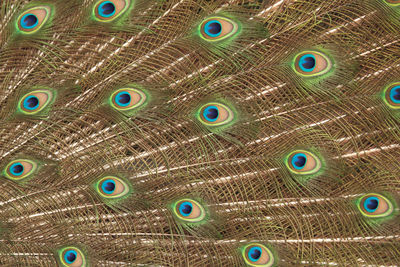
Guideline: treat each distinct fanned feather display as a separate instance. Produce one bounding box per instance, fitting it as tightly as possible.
[0,0,399,266]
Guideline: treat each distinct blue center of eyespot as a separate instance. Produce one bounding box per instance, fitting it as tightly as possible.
[203,106,219,122]
[115,92,131,107]
[102,179,116,194]
[299,54,316,72]
[204,20,222,37]
[23,96,39,110]
[64,250,77,264]
[364,196,379,213]
[179,202,193,217]
[292,153,307,170]
[20,14,38,29]
[10,163,24,176]
[248,247,262,262]
[98,1,116,17]
[390,86,400,103]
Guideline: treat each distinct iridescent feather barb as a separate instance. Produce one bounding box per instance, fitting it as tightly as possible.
[0,0,399,266]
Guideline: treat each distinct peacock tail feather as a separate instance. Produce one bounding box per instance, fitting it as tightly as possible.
[0,0,399,266]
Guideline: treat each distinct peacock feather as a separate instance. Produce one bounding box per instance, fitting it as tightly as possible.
[0,0,399,266]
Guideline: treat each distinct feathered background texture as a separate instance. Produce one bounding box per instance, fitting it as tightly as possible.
[0,0,399,266]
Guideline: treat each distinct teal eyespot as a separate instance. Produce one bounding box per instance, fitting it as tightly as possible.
[98,1,116,18]
[204,20,222,37]
[299,54,316,72]
[58,246,86,267]
[64,250,77,264]
[293,51,332,77]
[285,150,322,175]
[382,82,400,109]
[364,196,379,213]
[18,90,53,115]
[17,6,51,34]
[242,243,275,267]
[198,102,234,126]
[199,16,238,41]
[110,88,147,111]
[358,193,394,218]
[4,159,37,181]
[96,176,130,199]
[21,14,38,29]
[94,0,130,21]
[173,199,206,223]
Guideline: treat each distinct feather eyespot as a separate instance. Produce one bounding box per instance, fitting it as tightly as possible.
[285,150,322,175]
[94,0,130,21]
[173,199,206,222]
[385,0,400,6]
[383,83,400,109]
[358,193,394,218]
[17,6,51,34]
[18,90,53,115]
[110,88,147,111]
[59,247,86,267]
[198,103,234,126]
[199,17,239,41]
[4,159,37,181]
[96,176,130,199]
[293,51,332,77]
[242,243,275,267]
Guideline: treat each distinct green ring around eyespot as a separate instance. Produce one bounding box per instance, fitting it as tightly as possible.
[284,150,322,175]
[198,16,239,42]
[4,159,37,180]
[95,176,130,199]
[109,88,147,111]
[292,51,332,77]
[241,243,275,267]
[357,193,394,218]
[16,6,51,34]
[384,0,400,6]
[197,102,234,127]
[93,0,131,22]
[382,83,400,110]
[18,90,53,115]
[58,246,86,267]
[173,199,206,222]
